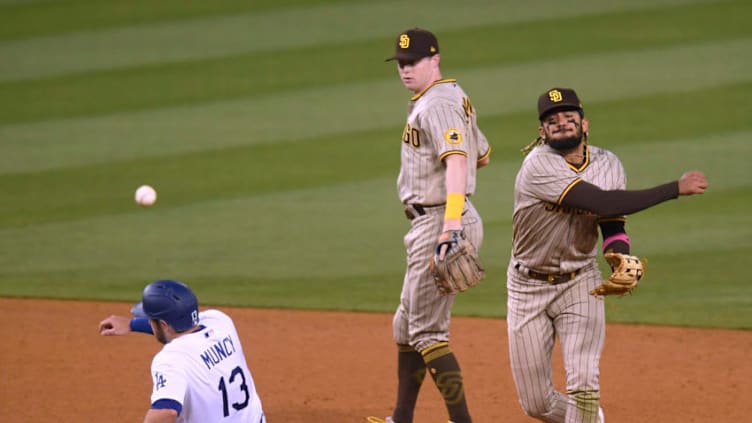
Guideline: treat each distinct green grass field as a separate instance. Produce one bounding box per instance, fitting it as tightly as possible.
[1,0,750,329]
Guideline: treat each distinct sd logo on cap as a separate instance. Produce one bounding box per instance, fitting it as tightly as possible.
[537,87,583,121]
[386,28,440,62]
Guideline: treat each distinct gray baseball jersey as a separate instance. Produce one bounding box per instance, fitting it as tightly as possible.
[397,79,490,205]
[393,79,490,352]
[506,143,625,423]
[512,144,626,273]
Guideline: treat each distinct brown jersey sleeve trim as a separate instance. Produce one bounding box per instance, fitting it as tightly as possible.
[557,178,584,205]
[440,150,467,161]
[562,180,680,217]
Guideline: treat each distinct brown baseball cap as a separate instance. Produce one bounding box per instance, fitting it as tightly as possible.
[537,87,584,120]
[386,28,439,62]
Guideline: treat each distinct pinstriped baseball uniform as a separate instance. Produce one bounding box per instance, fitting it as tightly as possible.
[398,79,487,206]
[393,79,490,352]
[507,143,625,423]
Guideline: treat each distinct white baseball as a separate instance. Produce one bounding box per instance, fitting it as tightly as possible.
[135,185,157,207]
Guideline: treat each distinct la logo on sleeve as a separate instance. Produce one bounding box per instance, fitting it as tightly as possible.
[154,372,168,390]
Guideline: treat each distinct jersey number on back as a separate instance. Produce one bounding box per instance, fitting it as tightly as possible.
[217,366,250,417]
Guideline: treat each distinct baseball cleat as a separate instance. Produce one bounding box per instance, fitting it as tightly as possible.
[365,417,394,423]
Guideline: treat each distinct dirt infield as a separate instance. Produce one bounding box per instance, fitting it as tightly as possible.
[1,298,749,422]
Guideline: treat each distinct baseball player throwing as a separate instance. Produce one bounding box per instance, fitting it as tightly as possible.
[506,88,707,422]
[369,28,492,423]
[99,280,265,423]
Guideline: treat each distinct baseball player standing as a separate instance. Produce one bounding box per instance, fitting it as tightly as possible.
[506,88,708,422]
[99,279,265,423]
[368,28,492,423]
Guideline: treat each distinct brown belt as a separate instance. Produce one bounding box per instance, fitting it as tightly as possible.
[515,263,581,284]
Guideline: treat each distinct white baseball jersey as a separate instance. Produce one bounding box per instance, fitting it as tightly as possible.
[149,309,264,423]
[397,79,490,205]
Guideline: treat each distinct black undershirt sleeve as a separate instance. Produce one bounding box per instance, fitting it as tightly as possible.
[562,180,680,217]
[598,220,630,254]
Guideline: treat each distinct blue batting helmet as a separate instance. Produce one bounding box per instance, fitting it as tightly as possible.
[141,280,199,332]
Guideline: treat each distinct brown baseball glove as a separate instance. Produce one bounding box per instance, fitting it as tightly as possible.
[590,252,646,297]
[430,230,485,295]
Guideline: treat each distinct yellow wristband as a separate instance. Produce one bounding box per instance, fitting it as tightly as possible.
[444,193,465,221]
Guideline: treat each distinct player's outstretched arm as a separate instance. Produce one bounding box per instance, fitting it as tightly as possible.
[563,170,708,217]
[98,315,132,336]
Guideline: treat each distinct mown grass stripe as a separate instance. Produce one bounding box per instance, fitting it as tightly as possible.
[0,0,363,41]
[0,176,405,276]
[1,0,748,328]
[2,37,750,174]
[3,78,751,229]
[0,0,713,82]
[1,161,746,278]
[1,0,747,125]
[0,158,747,325]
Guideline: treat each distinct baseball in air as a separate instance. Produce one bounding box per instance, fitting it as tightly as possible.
[135,185,157,207]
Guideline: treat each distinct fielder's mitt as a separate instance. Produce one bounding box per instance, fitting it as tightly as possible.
[430,230,485,295]
[590,252,646,297]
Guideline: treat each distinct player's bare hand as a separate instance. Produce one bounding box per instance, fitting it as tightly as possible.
[678,171,708,195]
[438,221,462,260]
[436,231,454,261]
[99,315,132,336]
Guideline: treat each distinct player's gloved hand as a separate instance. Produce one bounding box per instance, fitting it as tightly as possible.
[430,230,485,295]
[590,252,646,297]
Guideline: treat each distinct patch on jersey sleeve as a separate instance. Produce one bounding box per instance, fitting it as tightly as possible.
[154,371,168,391]
[444,128,462,145]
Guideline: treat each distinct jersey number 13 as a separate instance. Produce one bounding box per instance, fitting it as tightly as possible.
[217,366,250,417]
